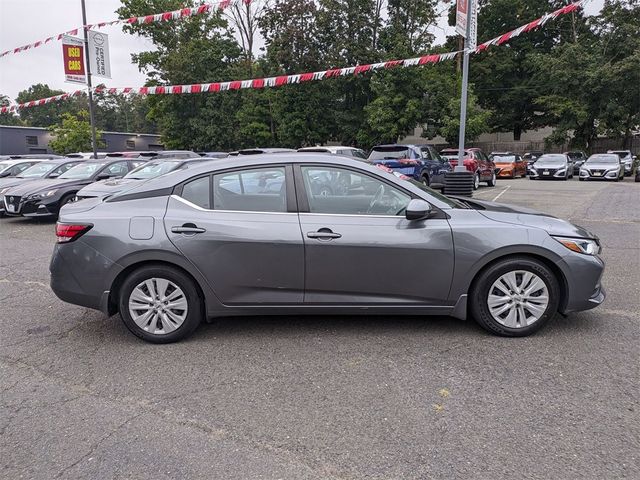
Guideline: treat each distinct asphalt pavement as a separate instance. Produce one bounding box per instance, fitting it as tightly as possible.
[1,176,638,479]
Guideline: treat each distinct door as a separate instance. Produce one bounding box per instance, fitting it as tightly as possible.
[296,164,455,305]
[420,146,450,186]
[164,165,305,305]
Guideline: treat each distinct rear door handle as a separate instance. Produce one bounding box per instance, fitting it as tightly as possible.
[307,228,342,240]
[171,224,206,234]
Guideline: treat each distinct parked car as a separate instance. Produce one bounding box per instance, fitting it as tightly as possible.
[298,146,368,159]
[66,152,108,159]
[138,150,199,160]
[529,154,573,180]
[368,144,452,189]
[229,148,297,156]
[50,154,605,343]
[0,158,48,178]
[489,152,527,178]
[3,159,142,218]
[579,154,625,182]
[439,147,496,189]
[76,157,216,200]
[607,150,635,177]
[0,159,83,215]
[523,151,544,174]
[565,151,588,175]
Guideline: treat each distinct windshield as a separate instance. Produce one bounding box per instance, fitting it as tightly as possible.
[17,162,57,178]
[406,178,468,209]
[0,162,13,172]
[535,155,566,165]
[125,161,181,179]
[492,155,517,163]
[59,163,104,179]
[368,147,412,161]
[586,154,619,164]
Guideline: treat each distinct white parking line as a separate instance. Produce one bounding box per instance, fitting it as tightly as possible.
[491,185,511,202]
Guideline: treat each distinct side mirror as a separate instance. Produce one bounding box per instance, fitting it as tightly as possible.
[405,199,432,221]
[49,172,60,178]
[96,173,111,180]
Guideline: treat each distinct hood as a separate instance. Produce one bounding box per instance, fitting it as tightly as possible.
[495,162,515,167]
[451,196,598,240]
[0,177,35,191]
[4,177,92,196]
[582,162,620,170]
[77,178,140,196]
[533,161,566,169]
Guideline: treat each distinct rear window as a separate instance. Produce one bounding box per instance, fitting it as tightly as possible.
[368,147,413,161]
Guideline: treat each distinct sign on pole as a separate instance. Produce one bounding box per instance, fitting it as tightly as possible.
[87,30,111,79]
[456,0,469,38]
[468,0,478,50]
[62,36,86,84]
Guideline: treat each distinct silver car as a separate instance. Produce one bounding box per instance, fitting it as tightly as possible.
[579,154,625,181]
[50,154,606,343]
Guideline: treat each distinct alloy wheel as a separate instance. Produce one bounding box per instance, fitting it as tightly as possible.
[128,278,188,335]
[486,270,549,328]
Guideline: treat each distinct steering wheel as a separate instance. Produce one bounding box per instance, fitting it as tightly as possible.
[366,184,385,213]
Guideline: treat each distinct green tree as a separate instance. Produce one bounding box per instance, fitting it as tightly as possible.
[16,84,86,127]
[48,111,102,155]
[0,95,22,126]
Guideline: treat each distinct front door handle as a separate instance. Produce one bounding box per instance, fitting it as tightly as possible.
[307,228,342,240]
[171,223,206,234]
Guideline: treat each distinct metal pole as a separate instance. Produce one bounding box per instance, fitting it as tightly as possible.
[81,0,98,159]
[456,0,473,171]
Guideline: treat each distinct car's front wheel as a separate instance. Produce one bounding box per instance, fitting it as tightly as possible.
[119,265,202,343]
[487,171,497,187]
[469,257,560,337]
[473,172,480,190]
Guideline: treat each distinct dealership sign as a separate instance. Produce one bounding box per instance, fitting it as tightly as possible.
[456,0,478,49]
[88,30,111,78]
[62,36,86,84]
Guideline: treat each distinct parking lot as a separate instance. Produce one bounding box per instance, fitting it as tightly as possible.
[1,177,638,479]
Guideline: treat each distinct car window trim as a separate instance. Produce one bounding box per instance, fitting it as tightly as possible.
[174,164,296,214]
[171,194,297,215]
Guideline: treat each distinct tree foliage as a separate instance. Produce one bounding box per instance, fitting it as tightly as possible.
[48,111,103,155]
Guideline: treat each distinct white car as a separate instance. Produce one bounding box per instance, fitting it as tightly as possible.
[298,146,368,160]
[579,154,624,181]
[607,150,636,176]
[0,158,48,178]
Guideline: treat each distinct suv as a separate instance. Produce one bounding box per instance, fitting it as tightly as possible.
[367,144,452,189]
[607,150,635,176]
[440,147,496,189]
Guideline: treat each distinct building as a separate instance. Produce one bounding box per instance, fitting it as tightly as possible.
[0,125,163,155]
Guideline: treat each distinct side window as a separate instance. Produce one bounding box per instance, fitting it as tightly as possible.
[351,149,367,159]
[420,147,432,160]
[104,161,128,176]
[301,166,411,216]
[181,176,211,209]
[14,163,34,174]
[53,163,76,176]
[213,167,286,213]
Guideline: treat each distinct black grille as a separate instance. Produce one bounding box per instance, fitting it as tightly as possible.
[5,195,20,208]
[539,168,557,176]
[590,169,606,175]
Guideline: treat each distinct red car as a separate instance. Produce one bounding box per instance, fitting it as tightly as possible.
[440,147,497,189]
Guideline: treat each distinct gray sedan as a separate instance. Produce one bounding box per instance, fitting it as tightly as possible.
[50,154,606,343]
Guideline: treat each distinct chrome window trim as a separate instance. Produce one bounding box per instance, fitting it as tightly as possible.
[171,194,295,215]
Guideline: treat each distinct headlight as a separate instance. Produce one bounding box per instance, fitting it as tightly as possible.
[30,189,58,199]
[553,236,599,255]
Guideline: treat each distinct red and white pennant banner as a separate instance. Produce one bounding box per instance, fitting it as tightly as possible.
[0,1,584,114]
[0,0,251,59]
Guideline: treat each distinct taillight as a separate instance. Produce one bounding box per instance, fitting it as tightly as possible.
[55,223,92,243]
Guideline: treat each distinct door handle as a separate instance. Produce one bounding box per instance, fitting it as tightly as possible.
[307,228,342,240]
[171,224,206,234]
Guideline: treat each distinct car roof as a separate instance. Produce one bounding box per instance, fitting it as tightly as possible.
[298,146,361,153]
[0,159,44,165]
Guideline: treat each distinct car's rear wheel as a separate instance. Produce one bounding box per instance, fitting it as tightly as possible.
[469,257,560,337]
[119,265,202,343]
[487,172,497,187]
[421,174,430,187]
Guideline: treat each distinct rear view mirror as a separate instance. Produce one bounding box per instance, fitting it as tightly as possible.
[405,199,432,221]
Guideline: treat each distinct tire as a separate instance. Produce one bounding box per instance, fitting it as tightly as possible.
[469,257,560,337]
[487,172,497,187]
[473,172,480,190]
[421,175,431,187]
[118,265,203,343]
[579,177,584,182]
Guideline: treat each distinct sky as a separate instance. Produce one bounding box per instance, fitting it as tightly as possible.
[0,0,605,101]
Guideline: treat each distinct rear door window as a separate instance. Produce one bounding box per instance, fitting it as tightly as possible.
[181,176,211,209]
[213,167,287,213]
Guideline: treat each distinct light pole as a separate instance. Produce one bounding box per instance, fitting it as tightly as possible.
[80,0,98,159]
[456,0,475,171]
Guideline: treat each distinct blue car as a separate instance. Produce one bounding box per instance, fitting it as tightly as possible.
[367,144,452,189]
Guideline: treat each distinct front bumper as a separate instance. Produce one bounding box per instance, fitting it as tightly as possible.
[529,168,567,179]
[579,169,619,180]
[558,252,606,314]
[3,195,59,217]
